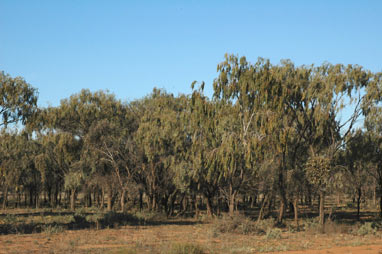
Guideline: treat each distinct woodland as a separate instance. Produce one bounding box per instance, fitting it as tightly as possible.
[1,54,382,227]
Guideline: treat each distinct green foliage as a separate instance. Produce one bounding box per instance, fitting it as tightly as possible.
[305,154,332,188]
[42,224,64,234]
[0,71,38,127]
[1,55,381,227]
[265,227,282,239]
[357,222,377,236]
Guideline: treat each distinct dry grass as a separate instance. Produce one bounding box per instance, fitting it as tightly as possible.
[1,209,382,253]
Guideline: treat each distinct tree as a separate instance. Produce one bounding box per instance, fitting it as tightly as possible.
[0,72,38,128]
[36,89,128,210]
[212,54,373,223]
[135,89,189,213]
[341,130,373,220]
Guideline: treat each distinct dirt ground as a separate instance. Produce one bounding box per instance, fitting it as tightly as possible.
[1,221,382,254]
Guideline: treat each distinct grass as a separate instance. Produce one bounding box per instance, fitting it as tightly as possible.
[1,208,382,253]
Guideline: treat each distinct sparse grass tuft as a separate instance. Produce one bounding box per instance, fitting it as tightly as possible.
[42,224,64,234]
[164,243,205,254]
[265,227,282,239]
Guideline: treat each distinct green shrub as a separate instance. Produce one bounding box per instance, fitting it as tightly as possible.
[42,224,64,234]
[165,243,205,254]
[302,217,320,233]
[211,213,257,235]
[3,214,17,224]
[265,228,282,239]
[255,218,276,234]
[357,222,377,236]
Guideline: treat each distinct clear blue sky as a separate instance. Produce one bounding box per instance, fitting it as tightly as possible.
[1,0,381,107]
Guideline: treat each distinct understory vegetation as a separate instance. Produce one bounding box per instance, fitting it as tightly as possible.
[1,54,382,235]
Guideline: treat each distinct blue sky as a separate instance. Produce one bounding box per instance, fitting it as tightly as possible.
[1,0,381,107]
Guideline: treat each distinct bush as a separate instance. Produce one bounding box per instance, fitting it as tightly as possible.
[265,228,282,239]
[302,217,320,233]
[357,222,377,236]
[211,213,257,235]
[42,224,64,234]
[134,210,167,224]
[255,218,276,234]
[165,243,205,254]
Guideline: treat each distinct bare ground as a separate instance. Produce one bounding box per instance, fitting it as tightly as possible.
[1,220,382,254]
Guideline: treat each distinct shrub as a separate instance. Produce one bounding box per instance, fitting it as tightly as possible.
[255,218,276,234]
[265,228,282,239]
[302,217,320,233]
[357,222,377,236]
[165,243,205,254]
[42,224,64,234]
[211,213,257,235]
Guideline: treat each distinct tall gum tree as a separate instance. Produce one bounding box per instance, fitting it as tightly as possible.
[212,54,375,223]
[36,89,128,210]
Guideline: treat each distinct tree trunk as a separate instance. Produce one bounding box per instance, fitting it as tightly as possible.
[278,200,285,224]
[2,185,8,209]
[293,197,299,228]
[139,191,143,211]
[373,186,377,207]
[107,186,113,211]
[120,189,126,212]
[319,191,325,225]
[194,195,199,218]
[257,194,269,222]
[205,194,213,217]
[357,187,361,220]
[70,189,76,211]
[152,194,157,211]
[380,190,382,218]
[35,190,40,209]
[228,184,237,216]
[277,164,287,223]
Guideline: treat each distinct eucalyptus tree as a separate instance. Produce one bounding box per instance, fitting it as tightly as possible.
[36,89,128,210]
[84,112,138,211]
[0,72,38,128]
[0,131,40,208]
[135,89,190,213]
[34,132,81,209]
[363,72,382,216]
[212,54,375,223]
[340,130,373,220]
[0,131,20,208]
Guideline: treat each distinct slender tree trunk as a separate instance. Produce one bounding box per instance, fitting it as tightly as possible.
[277,163,287,223]
[278,200,285,224]
[2,185,8,209]
[293,197,299,228]
[120,189,126,212]
[357,187,362,220]
[152,194,157,211]
[228,184,237,216]
[100,187,105,209]
[379,175,382,218]
[250,196,255,208]
[373,186,377,207]
[70,189,76,211]
[319,191,325,225]
[29,188,34,207]
[139,191,143,211]
[194,195,200,218]
[35,191,40,209]
[107,186,113,211]
[257,194,269,222]
[204,194,213,217]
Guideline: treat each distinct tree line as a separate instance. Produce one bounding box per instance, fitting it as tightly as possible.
[1,54,382,225]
